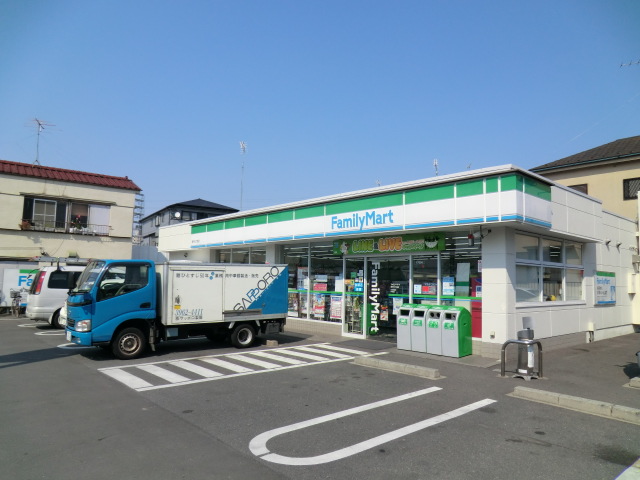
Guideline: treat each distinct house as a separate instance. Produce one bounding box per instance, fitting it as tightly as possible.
[530,135,640,220]
[139,198,238,247]
[0,159,141,308]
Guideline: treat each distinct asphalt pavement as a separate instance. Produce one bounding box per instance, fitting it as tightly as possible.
[282,326,640,422]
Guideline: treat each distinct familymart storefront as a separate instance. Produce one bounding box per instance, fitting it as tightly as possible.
[159,165,638,357]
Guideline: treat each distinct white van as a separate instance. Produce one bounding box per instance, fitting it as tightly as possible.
[26,265,85,328]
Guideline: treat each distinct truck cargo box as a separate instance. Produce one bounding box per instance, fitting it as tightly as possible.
[159,263,288,326]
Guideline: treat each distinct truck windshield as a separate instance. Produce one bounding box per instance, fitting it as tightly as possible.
[72,261,105,293]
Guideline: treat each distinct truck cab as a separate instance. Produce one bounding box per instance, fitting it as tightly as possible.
[66,260,156,359]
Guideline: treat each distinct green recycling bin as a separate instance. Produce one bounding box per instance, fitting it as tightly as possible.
[396,305,414,351]
[426,307,444,355]
[410,306,429,353]
[440,306,472,358]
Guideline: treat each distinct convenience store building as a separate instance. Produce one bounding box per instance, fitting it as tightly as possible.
[158,165,638,357]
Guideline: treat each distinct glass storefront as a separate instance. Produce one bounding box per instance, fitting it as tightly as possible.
[280,232,483,340]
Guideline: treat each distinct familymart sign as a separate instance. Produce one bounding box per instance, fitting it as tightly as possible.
[333,233,445,256]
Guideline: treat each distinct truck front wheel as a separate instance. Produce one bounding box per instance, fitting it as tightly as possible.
[112,327,147,360]
[230,324,256,348]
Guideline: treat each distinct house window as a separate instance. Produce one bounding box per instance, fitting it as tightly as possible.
[22,196,110,235]
[623,177,640,200]
[33,199,57,229]
[515,233,584,303]
[569,184,588,194]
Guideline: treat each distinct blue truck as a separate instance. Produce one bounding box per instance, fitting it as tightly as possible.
[65,260,288,359]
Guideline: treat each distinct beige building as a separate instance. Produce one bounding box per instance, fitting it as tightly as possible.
[531,135,640,220]
[0,160,141,262]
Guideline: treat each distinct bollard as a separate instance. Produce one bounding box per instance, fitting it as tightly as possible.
[516,328,535,376]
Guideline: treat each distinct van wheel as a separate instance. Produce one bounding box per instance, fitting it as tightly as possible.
[112,327,147,360]
[51,311,63,329]
[230,324,256,348]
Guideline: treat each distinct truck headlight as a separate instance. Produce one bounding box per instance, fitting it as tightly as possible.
[76,320,92,332]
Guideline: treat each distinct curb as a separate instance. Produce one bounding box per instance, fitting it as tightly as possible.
[353,357,441,379]
[510,386,640,426]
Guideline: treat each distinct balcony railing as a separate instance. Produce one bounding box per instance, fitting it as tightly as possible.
[20,219,110,236]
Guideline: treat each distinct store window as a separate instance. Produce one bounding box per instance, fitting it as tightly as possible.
[309,243,342,323]
[232,248,250,263]
[412,256,438,302]
[515,233,584,303]
[283,244,309,318]
[516,265,541,302]
[218,249,231,263]
[516,234,539,261]
[250,247,266,264]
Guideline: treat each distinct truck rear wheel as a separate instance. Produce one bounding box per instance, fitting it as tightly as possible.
[112,327,147,360]
[230,324,255,348]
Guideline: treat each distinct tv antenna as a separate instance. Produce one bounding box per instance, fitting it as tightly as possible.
[620,59,640,68]
[433,158,439,176]
[239,141,247,210]
[32,118,55,165]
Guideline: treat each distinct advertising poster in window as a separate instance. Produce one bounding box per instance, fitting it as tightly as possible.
[330,296,342,320]
[442,276,455,296]
[595,271,616,305]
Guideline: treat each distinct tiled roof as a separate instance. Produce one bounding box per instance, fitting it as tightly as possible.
[0,159,141,191]
[141,198,238,221]
[168,198,238,211]
[531,135,640,172]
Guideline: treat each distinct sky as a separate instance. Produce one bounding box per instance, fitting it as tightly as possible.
[1,0,639,217]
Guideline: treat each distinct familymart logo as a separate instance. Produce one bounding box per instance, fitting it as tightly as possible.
[330,209,396,232]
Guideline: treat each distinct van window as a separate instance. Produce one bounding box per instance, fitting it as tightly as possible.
[48,271,81,290]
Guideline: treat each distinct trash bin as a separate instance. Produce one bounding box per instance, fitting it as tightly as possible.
[440,306,472,358]
[396,305,413,351]
[426,307,444,355]
[410,306,429,353]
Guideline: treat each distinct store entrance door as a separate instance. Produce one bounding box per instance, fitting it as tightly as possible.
[343,257,365,336]
[367,256,410,341]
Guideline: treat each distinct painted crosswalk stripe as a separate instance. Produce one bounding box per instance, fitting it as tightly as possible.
[102,369,153,389]
[230,355,281,369]
[310,344,370,356]
[170,360,223,378]
[137,365,191,383]
[250,351,306,365]
[295,346,351,358]
[273,349,328,362]
[200,357,254,373]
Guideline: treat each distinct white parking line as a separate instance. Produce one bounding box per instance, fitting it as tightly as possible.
[250,389,496,466]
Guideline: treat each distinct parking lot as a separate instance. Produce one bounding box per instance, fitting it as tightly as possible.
[2,315,639,480]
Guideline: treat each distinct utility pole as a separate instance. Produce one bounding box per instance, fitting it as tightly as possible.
[239,141,247,210]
